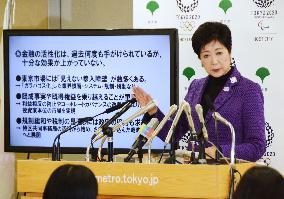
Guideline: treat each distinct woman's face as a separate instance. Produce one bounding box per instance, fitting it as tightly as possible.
[200,40,231,78]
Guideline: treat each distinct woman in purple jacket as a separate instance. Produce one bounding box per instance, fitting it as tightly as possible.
[133,22,266,162]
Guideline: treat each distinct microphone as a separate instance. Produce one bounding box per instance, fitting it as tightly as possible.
[212,112,231,126]
[212,112,236,166]
[195,104,208,164]
[205,96,223,163]
[92,100,157,143]
[104,98,137,114]
[182,102,198,163]
[91,98,136,140]
[78,117,93,124]
[183,102,196,134]
[164,101,187,144]
[146,104,178,145]
[78,98,137,126]
[114,100,157,130]
[195,104,208,141]
[124,118,159,162]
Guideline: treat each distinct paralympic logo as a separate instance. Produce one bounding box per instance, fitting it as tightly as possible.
[176,0,199,13]
[253,0,275,8]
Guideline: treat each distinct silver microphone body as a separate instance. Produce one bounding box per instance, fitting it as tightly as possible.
[113,100,156,132]
[212,112,231,126]
[183,102,197,134]
[195,104,208,141]
[212,112,236,166]
[165,101,187,144]
[146,104,178,145]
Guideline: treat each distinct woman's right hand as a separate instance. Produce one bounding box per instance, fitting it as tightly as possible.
[132,86,158,116]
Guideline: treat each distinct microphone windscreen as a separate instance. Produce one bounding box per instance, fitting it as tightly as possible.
[105,98,137,113]
[129,98,137,104]
[195,104,205,123]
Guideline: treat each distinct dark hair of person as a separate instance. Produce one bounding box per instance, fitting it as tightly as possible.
[191,21,232,58]
[233,166,284,199]
[43,164,98,199]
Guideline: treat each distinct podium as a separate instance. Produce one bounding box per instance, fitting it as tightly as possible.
[17,160,254,199]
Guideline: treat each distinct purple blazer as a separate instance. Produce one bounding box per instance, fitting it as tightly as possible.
[156,67,266,162]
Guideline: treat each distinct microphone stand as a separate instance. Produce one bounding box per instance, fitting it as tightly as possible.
[147,144,152,163]
[101,126,114,162]
[228,122,236,199]
[191,125,207,164]
[188,131,198,164]
[205,96,221,163]
[212,112,236,199]
[197,133,207,164]
[52,113,103,161]
[213,111,221,164]
[170,136,177,164]
[137,138,143,163]
[164,136,176,164]
[92,101,134,162]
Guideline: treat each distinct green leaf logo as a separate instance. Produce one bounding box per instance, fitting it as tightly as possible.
[219,0,232,14]
[183,67,196,81]
[256,67,270,83]
[146,1,159,16]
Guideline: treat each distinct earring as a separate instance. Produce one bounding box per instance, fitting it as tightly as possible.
[230,57,236,67]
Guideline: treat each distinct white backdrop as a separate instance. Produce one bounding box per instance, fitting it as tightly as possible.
[133,0,284,172]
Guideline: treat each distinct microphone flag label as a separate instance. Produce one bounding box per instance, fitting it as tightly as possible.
[138,124,154,137]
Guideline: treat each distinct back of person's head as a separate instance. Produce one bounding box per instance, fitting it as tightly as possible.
[43,164,98,199]
[191,21,232,58]
[233,166,284,199]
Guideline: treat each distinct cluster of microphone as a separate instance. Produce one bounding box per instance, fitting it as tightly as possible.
[85,98,235,164]
[52,94,235,164]
[121,100,234,164]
